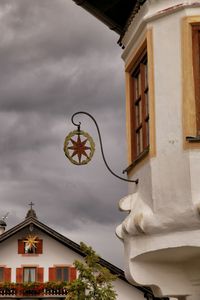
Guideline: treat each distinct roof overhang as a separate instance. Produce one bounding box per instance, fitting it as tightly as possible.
[72,0,146,35]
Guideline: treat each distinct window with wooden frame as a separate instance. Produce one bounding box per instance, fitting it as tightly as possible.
[16,267,43,283]
[18,239,43,255]
[49,266,76,282]
[192,24,200,136]
[56,267,69,281]
[131,48,149,162]
[23,267,36,283]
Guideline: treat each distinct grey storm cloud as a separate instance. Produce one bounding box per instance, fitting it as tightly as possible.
[0,113,59,155]
[0,0,123,115]
[0,0,128,267]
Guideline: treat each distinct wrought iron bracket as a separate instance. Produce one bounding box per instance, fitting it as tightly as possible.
[186,136,200,143]
[71,111,139,184]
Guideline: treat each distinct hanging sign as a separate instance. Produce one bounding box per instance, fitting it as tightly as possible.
[64,130,95,165]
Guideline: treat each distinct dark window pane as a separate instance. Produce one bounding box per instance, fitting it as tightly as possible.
[136,132,140,156]
[135,101,142,127]
[146,120,149,146]
[140,128,143,153]
[63,268,69,281]
[131,49,149,161]
[192,26,200,134]
[0,268,3,281]
[145,91,149,116]
[136,128,143,156]
[23,268,36,282]
[56,268,62,281]
[144,63,148,88]
[56,267,69,281]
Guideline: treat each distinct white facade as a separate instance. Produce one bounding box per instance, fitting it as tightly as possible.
[116,1,200,300]
[0,229,77,283]
[0,214,147,300]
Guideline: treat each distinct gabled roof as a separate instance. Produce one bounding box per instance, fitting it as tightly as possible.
[72,0,146,36]
[0,215,152,296]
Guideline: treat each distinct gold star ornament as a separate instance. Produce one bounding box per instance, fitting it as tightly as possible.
[23,235,39,251]
[64,130,95,165]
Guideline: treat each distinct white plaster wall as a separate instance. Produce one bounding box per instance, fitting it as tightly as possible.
[189,150,200,208]
[113,278,145,300]
[118,1,200,298]
[0,226,145,300]
[123,3,200,230]
[128,161,153,209]
[149,8,192,216]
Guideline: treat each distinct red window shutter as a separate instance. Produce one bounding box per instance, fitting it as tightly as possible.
[49,267,56,281]
[37,267,44,283]
[4,268,11,282]
[69,267,76,281]
[18,240,24,254]
[16,268,23,283]
[36,240,43,254]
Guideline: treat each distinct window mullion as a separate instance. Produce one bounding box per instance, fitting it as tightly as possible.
[129,46,149,164]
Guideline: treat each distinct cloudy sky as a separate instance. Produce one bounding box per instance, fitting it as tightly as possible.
[0,0,129,268]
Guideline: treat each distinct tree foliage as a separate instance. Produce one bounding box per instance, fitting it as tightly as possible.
[66,242,117,300]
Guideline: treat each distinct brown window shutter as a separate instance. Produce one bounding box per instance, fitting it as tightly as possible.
[18,240,24,254]
[37,267,44,283]
[4,268,11,282]
[49,267,56,281]
[16,268,23,283]
[69,267,76,281]
[36,240,43,254]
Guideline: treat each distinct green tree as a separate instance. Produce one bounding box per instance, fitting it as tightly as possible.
[66,242,117,300]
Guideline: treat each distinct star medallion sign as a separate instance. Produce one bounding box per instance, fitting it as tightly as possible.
[64,130,95,165]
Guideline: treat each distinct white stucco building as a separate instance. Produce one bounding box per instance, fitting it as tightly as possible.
[0,207,153,300]
[72,1,200,299]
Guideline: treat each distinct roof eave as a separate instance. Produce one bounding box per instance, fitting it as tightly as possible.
[72,0,123,34]
[118,0,146,47]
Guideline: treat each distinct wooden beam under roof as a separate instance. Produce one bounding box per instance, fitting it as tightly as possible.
[72,0,146,35]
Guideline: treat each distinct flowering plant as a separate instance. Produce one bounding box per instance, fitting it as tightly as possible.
[0,281,68,296]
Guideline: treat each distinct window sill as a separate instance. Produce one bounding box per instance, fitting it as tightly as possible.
[21,254,39,257]
[186,136,200,143]
[123,146,149,174]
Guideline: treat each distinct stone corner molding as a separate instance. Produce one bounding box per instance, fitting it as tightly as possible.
[117,192,200,239]
[117,193,153,237]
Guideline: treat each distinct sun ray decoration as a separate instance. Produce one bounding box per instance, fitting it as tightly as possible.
[23,235,39,251]
[64,130,95,165]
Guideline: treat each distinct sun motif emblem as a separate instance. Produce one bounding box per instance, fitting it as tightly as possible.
[23,235,39,251]
[64,130,95,165]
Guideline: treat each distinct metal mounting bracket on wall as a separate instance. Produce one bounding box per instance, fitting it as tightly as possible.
[64,111,139,184]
